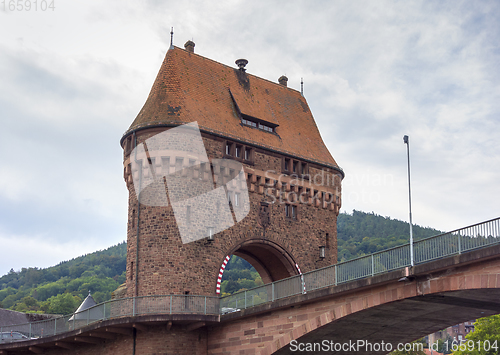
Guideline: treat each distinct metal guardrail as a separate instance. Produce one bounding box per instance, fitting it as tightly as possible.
[221,217,500,310]
[0,295,219,344]
[2,217,499,343]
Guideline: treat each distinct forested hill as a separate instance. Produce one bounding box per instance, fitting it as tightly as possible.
[337,210,443,262]
[0,242,126,314]
[0,210,444,312]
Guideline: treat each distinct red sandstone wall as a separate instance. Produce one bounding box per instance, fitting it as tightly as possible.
[122,128,341,297]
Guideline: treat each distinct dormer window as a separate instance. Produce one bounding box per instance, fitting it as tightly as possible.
[241,116,276,134]
[241,118,257,128]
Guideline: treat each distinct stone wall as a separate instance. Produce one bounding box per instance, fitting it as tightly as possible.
[122,127,342,297]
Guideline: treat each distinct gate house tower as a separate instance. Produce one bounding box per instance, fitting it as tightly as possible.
[119,41,344,299]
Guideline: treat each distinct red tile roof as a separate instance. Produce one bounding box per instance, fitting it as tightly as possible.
[124,46,342,172]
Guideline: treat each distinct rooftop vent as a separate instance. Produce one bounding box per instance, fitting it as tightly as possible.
[278,75,288,87]
[235,59,248,72]
[184,40,195,53]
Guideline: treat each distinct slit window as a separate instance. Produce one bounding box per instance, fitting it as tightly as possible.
[285,204,297,219]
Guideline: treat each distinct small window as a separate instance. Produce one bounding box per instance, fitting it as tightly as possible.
[226,142,232,155]
[234,193,240,206]
[162,157,170,170]
[244,148,251,160]
[207,227,215,238]
[293,161,298,173]
[284,158,290,171]
[186,206,191,224]
[227,191,232,204]
[199,162,205,178]
[285,204,297,219]
[175,157,184,172]
[235,145,241,158]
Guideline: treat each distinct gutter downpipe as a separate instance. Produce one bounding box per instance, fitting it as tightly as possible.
[134,131,141,297]
[133,131,141,355]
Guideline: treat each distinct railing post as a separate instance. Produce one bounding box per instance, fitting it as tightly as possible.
[371,255,374,277]
[29,323,32,339]
[54,318,57,335]
[204,297,207,315]
[458,233,462,254]
[272,283,275,302]
[170,295,172,314]
[244,291,247,309]
[335,265,338,286]
[103,302,106,320]
[87,309,90,325]
[133,297,136,317]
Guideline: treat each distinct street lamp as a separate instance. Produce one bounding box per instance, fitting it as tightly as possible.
[403,135,414,267]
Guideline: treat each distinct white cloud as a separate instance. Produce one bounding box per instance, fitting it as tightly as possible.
[0,0,499,276]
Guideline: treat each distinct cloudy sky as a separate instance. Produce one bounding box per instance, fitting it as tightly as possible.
[1,0,499,276]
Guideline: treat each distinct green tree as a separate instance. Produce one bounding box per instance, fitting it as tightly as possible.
[14,296,41,313]
[453,315,500,355]
[40,293,81,315]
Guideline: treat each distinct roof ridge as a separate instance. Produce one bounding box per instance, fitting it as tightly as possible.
[125,45,341,170]
[171,46,302,95]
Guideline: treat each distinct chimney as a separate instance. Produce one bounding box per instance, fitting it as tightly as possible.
[184,40,195,53]
[235,59,248,72]
[278,75,288,87]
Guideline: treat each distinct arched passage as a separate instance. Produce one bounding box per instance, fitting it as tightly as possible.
[216,239,299,294]
[232,239,298,284]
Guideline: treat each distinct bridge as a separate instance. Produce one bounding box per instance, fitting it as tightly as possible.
[1,217,500,354]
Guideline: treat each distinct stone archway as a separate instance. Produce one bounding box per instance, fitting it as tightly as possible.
[231,239,299,284]
[217,239,299,295]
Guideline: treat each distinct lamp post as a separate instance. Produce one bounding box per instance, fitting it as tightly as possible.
[403,135,414,267]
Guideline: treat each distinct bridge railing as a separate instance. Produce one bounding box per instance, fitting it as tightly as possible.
[221,217,500,311]
[0,294,219,344]
[2,218,499,343]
